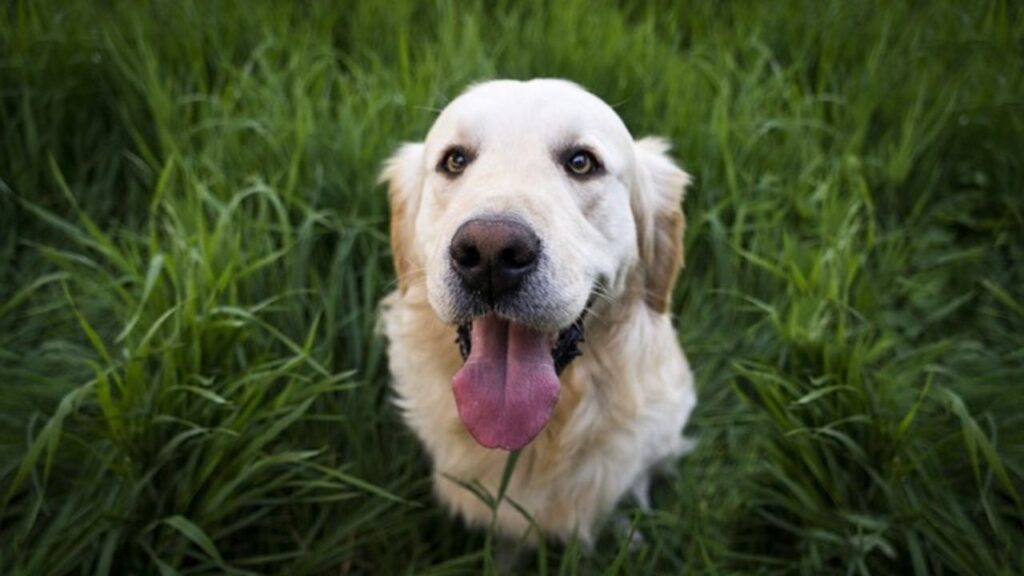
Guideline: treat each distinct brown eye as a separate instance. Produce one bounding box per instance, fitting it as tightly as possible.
[442,149,469,175]
[566,151,597,176]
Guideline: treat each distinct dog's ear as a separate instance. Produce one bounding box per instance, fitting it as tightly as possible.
[631,137,691,314]
[379,143,425,294]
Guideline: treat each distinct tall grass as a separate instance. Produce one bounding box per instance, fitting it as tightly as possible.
[1,0,1022,573]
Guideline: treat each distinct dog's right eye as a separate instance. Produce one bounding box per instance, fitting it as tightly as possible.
[439,148,471,175]
[563,149,602,178]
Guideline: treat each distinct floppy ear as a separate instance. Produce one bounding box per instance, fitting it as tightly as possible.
[631,137,692,314]
[379,143,425,294]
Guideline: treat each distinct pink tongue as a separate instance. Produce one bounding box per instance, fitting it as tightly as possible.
[451,316,559,450]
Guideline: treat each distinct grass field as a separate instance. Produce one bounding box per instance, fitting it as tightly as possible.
[2,0,1023,573]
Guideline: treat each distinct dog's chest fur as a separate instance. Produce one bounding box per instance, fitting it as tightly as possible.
[381,288,695,543]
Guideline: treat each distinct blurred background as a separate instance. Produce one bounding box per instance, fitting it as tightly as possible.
[1,1,1022,574]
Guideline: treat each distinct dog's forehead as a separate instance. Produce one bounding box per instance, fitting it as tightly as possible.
[426,80,633,153]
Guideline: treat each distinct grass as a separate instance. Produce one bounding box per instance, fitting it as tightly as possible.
[1,0,1022,573]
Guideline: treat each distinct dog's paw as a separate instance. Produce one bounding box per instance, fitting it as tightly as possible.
[630,474,652,510]
[612,514,646,551]
[677,435,698,457]
[655,435,698,477]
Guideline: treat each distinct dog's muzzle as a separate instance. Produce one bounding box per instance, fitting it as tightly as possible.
[444,215,591,451]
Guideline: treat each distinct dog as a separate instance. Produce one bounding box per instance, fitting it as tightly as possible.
[379,79,696,544]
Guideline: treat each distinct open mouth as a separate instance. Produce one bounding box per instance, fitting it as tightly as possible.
[451,312,586,451]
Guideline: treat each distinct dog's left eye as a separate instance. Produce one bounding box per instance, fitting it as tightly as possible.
[439,148,471,176]
[565,150,599,176]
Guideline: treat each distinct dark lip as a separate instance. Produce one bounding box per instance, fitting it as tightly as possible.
[454,311,587,376]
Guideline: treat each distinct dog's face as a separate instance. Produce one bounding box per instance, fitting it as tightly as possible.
[383,79,690,450]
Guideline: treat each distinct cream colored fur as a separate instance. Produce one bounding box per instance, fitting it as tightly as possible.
[379,79,696,544]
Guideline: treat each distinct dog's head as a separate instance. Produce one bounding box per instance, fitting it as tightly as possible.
[382,79,690,450]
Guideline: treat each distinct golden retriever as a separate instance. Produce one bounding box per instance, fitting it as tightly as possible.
[379,79,696,544]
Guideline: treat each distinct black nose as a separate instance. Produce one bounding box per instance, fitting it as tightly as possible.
[449,218,541,301]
